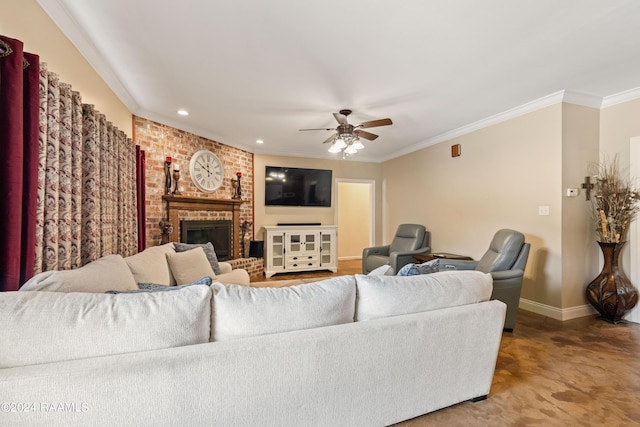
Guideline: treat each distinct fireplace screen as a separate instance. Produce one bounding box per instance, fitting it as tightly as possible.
[180,220,232,261]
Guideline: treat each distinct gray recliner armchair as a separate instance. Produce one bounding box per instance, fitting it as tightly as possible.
[362,224,431,275]
[438,229,530,332]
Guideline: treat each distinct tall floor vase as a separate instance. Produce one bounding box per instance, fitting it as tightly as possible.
[586,241,639,323]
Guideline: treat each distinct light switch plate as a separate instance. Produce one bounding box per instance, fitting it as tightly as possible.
[538,206,550,215]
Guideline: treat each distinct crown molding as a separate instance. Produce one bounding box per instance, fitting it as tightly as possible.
[380,90,612,162]
[601,87,640,108]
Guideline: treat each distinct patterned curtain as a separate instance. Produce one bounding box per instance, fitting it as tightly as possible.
[34,66,138,274]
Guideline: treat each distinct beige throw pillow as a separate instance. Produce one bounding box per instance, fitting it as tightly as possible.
[167,247,216,285]
[125,243,176,286]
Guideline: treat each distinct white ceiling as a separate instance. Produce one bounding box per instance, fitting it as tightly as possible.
[39,0,640,162]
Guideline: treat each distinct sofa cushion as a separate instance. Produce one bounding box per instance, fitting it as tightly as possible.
[355,270,492,321]
[125,243,176,286]
[19,254,137,293]
[166,247,216,285]
[211,275,356,342]
[174,242,221,275]
[0,285,212,368]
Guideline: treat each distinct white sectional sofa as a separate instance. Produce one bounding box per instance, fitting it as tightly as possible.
[1,260,506,426]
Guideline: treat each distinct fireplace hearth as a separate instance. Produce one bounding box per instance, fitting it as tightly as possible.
[181,220,232,261]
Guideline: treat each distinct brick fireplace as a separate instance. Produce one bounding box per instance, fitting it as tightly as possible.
[132,116,254,249]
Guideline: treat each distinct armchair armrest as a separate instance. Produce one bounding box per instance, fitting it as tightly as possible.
[490,269,524,281]
[389,246,431,272]
[218,262,232,274]
[438,259,478,271]
[362,245,391,258]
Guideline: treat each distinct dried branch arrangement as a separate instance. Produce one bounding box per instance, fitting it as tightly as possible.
[590,155,640,243]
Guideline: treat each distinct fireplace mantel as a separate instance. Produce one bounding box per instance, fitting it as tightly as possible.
[162,195,244,259]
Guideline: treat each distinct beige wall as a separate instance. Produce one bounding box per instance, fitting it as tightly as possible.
[560,103,600,309]
[253,155,383,246]
[383,105,564,308]
[3,0,132,135]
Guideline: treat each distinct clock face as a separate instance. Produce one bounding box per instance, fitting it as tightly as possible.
[189,150,224,193]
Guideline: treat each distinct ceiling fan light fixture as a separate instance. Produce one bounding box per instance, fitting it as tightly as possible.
[352,140,364,150]
[300,109,392,159]
[328,143,342,153]
[344,145,358,154]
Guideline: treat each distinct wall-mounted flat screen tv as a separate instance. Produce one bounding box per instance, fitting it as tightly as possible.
[265,166,332,207]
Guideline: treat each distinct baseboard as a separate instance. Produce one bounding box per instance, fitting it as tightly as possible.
[519,298,598,321]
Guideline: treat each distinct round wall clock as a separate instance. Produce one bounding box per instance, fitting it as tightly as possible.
[189,150,224,193]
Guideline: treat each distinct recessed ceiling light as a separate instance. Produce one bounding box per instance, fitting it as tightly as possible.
[256,139,264,144]
[177,109,189,116]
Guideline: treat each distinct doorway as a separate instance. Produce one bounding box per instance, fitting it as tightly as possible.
[335,180,374,260]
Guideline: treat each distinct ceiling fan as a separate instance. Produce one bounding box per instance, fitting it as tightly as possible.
[299,109,393,155]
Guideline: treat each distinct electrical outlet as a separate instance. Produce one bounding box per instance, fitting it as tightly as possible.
[538,206,550,216]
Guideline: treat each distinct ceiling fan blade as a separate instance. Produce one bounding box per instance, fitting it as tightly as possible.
[299,128,335,131]
[354,129,378,141]
[333,112,349,125]
[322,134,337,144]
[358,118,393,129]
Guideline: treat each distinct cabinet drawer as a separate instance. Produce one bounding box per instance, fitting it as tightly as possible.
[286,254,318,262]
[286,255,320,269]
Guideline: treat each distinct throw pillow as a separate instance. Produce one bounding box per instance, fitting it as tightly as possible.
[106,276,214,293]
[210,275,356,342]
[174,242,221,275]
[396,259,440,276]
[0,285,212,368]
[354,270,493,322]
[125,243,177,286]
[166,247,216,285]
[19,254,137,293]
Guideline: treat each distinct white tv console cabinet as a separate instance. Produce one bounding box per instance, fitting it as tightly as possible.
[263,225,337,278]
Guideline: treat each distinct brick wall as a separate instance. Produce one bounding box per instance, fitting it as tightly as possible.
[133,116,254,249]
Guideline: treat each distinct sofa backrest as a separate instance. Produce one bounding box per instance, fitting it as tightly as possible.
[355,270,493,321]
[0,285,212,368]
[210,275,357,342]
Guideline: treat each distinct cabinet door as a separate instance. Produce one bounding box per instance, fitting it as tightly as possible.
[267,232,285,270]
[286,231,319,255]
[320,230,336,267]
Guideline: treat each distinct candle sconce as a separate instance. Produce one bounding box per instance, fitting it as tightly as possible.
[232,172,242,199]
[172,166,181,195]
[164,157,172,195]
